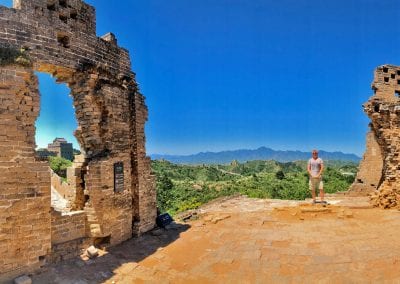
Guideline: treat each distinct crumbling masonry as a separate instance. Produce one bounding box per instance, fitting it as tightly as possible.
[0,0,156,280]
[351,64,400,209]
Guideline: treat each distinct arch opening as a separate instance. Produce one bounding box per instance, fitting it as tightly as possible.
[35,71,86,212]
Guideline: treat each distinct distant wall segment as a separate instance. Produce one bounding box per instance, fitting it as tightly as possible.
[0,0,156,280]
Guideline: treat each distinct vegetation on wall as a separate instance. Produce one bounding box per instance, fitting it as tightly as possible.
[152,159,358,216]
[0,47,31,66]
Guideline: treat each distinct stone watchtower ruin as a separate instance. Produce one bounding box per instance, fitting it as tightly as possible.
[351,64,400,209]
[0,0,156,279]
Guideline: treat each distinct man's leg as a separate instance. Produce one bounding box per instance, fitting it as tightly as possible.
[319,180,324,202]
[309,179,316,202]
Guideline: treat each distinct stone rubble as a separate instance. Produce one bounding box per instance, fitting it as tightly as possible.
[13,275,32,284]
[86,246,99,259]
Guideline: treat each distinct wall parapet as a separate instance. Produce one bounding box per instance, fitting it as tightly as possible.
[51,209,86,245]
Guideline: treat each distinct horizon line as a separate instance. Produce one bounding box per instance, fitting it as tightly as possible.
[150,146,362,158]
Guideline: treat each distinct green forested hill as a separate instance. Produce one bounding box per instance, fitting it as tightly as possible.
[151,147,361,164]
[152,159,358,215]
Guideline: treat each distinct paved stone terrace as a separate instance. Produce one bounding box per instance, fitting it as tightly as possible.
[29,195,400,283]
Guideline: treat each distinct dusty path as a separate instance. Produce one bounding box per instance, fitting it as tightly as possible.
[32,195,400,283]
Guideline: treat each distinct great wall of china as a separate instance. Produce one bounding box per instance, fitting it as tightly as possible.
[0,0,156,280]
[0,0,399,281]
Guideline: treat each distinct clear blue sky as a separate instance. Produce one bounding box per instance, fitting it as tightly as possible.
[35,73,77,149]
[2,0,400,156]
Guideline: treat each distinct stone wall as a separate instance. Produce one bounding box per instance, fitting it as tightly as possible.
[84,155,134,245]
[132,93,157,235]
[50,209,89,263]
[51,155,85,211]
[0,0,156,279]
[0,1,130,75]
[50,237,90,264]
[0,66,51,279]
[51,171,75,210]
[349,131,383,195]
[51,210,86,245]
[353,64,400,208]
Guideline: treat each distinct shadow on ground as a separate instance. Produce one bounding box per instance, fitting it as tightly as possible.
[32,223,191,284]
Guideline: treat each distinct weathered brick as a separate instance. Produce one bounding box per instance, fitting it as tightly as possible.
[0,0,155,280]
[352,64,400,209]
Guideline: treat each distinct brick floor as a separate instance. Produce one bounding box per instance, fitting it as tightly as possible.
[31,195,400,283]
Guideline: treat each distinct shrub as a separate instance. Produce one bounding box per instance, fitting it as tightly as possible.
[0,47,31,67]
[49,156,72,178]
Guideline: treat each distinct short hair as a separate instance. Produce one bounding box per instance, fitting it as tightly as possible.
[312,149,318,154]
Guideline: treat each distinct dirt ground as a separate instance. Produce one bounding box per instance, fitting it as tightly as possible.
[30,195,400,283]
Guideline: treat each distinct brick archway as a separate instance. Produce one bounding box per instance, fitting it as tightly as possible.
[0,0,156,279]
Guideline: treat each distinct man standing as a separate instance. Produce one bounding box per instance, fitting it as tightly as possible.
[307,149,325,203]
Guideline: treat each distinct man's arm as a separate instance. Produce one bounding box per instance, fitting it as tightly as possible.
[318,161,324,178]
[307,161,312,176]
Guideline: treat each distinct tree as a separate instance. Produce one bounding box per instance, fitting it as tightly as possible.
[275,170,285,180]
[49,156,72,178]
[156,174,174,213]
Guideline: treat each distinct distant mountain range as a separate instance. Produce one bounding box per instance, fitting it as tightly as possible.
[150,147,361,165]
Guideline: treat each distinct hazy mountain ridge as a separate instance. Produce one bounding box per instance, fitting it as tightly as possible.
[151,147,361,164]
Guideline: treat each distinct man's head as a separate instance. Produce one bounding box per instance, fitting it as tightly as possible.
[312,149,319,159]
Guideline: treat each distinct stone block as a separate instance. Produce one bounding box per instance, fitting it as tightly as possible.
[13,275,32,284]
[86,246,98,259]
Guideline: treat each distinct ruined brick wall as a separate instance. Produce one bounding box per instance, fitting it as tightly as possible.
[51,210,86,245]
[0,0,156,279]
[132,93,157,234]
[51,171,75,209]
[354,65,400,208]
[66,156,85,210]
[51,159,85,211]
[50,237,90,264]
[0,66,51,279]
[0,2,129,75]
[84,155,134,245]
[50,208,90,263]
[349,131,383,195]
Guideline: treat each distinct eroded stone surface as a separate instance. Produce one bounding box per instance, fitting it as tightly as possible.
[350,131,383,196]
[30,196,400,283]
[351,65,400,209]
